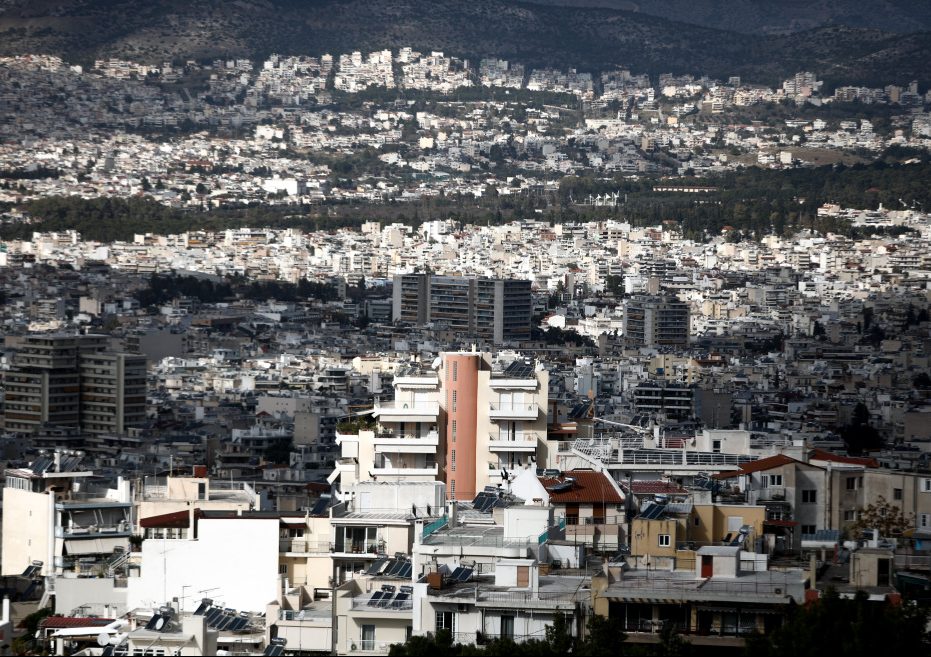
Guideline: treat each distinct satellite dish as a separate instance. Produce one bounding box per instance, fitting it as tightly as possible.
[97,633,109,647]
[154,617,166,631]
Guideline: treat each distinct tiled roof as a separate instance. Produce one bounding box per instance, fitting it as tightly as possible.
[712,454,801,479]
[539,470,623,504]
[626,481,688,495]
[40,617,115,629]
[808,448,879,468]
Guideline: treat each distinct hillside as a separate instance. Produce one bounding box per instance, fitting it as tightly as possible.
[0,0,928,87]
[519,0,931,35]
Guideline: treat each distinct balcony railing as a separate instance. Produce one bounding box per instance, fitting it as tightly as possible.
[374,431,440,450]
[370,464,439,477]
[488,433,539,452]
[333,541,381,556]
[489,403,539,420]
[279,539,333,554]
[351,596,413,612]
[372,401,440,418]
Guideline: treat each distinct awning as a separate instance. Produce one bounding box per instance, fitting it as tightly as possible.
[280,518,306,526]
[64,538,126,555]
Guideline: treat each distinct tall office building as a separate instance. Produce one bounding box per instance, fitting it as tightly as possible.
[2,334,146,435]
[623,295,690,348]
[392,274,532,343]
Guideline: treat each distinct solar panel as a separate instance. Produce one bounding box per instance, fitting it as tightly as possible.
[472,492,490,506]
[228,617,248,631]
[638,503,666,520]
[391,593,410,608]
[376,594,394,608]
[449,567,464,581]
[102,647,114,657]
[366,558,388,575]
[504,361,533,378]
[21,564,40,578]
[456,568,473,582]
[309,495,332,516]
[216,614,235,631]
[193,599,212,616]
[205,608,223,626]
[266,647,285,657]
[398,562,413,579]
[144,615,163,631]
[367,591,384,606]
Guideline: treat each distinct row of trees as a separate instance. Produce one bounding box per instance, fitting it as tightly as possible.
[6,160,931,245]
[389,591,930,656]
[135,274,341,307]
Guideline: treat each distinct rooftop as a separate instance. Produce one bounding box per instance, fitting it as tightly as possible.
[540,470,623,504]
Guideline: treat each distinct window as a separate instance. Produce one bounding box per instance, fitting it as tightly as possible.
[894,488,903,501]
[452,390,457,412]
[920,514,930,529]
[802,525,816,535]
[694,516,701,526]
[802,490,817,504]
[436,611,455,632]
[453,362,458,382]
[278,564,288,575]
[658,534,671,547]
[922,479,931,493]
[565,504,579,525]
[451,420,457,442]
[450,480,456,497]
[844,510,856,521]
[451,450,456,472]
[712,440,722,453]
[361,625,376,651]
[846,477,857,491]
[501,615,514,640]
[762,474,783,487]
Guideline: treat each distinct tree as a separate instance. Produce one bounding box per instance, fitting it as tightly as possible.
[840,402,882,455]
[744,589,929,655]
[849,495,913,537]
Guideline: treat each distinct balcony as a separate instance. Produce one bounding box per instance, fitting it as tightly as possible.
[373,431,439,453]
[488,433,539,452]
[279,539,333,554]
[488,377,538,390]
[350,594,413,613]
[372,401,440,422]
[489,402,539,420]
[370,464,439,477]
[332,541,381,557]
[756,486,787,501]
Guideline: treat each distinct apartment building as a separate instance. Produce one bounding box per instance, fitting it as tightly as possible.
[591,547,808,643]
[359,353,549,502]
[2,334,146,436]
[623,295,690,348]
[392,274,532,343]
[1,451,132,578]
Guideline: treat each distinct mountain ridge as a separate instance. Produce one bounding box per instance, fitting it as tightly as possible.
[0,0,928,87]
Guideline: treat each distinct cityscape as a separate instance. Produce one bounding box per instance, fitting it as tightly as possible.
[0,1,930,655]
